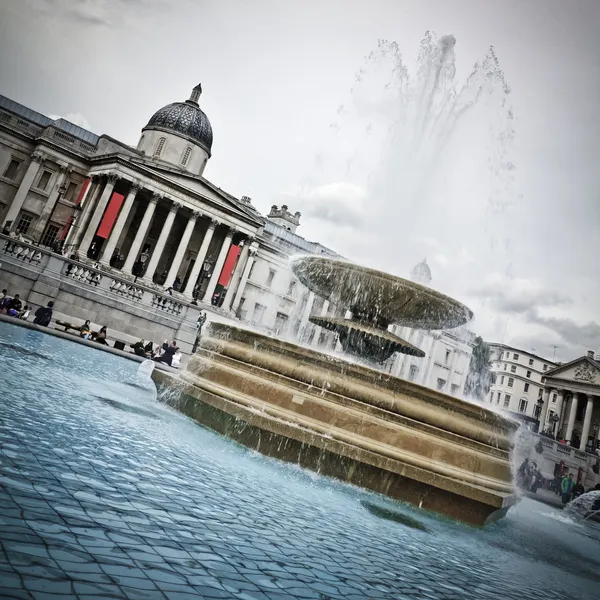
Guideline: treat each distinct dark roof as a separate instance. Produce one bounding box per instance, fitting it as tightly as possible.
[143,101,213,155]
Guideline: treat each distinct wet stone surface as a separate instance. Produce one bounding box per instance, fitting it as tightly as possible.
[0,321,599,599]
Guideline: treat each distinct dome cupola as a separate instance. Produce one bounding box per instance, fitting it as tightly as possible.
[138,84,213,176]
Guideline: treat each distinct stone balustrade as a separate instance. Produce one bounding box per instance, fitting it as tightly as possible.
[64,263,102,286]
[109,280,144,302]
[2,239,44,266]
[152,294,184,315]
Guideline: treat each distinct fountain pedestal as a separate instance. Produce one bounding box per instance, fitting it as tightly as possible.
[154,322,517,526]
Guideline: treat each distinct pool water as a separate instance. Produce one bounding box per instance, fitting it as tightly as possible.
[0,321,599,600]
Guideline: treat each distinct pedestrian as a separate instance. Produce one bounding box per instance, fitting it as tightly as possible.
[572,481,585,499]
[561,473,574,504]
[95,326,108,345]
[20,305,31,320]
[79,320,92,339]
[7,294,22,313]
[153,340,179,367]
[33,301,54,326]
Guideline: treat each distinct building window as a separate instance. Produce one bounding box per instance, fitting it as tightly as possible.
[318,331,327,345]
[64,181,77,202]
[543,364,548,371]
[3,158,21,180]
[528,358,534,366]
[552,393,557,403]
[503,364,507,371]
[181,146,192,166]
[154,137,166,158]
[36,169,53,191]
[252,303,266,325]
[274,312,288,334]
[513,353,519,360]
[436,378,446,391]
[15,212,34,235]
[504,394,511,408]
[286,280,297,297]
[266,269,276,288]
[451,384,459,396]
[524,383,530,393]
[526,370,532,378]
[445,349,451,364]
[497,391,502,402]
[500,376,505,385]
[518,398,528,413]
[534,403,542,419]
[508,377,514,387]
[510,365,516,373]
[41,223,60,247]
[409,365,418,382]
[491,373,497,384]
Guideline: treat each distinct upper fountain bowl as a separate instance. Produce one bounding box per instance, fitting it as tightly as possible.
[291,256,473,330]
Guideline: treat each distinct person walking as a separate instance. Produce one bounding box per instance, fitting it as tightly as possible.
[33,301,54,326]
[561,473,575,504]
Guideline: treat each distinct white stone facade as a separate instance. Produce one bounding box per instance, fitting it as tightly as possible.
[487,344,557,423]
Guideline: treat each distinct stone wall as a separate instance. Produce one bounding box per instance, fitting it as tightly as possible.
[0,233,203,356]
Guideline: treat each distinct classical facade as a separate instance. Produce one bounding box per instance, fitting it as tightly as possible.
[383,259,475,397]
[0,87,342,353]
[487,344,557,426]
[538,352,600,453]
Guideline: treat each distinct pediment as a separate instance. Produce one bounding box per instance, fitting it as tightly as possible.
[544,357,600,385]
[138,161,264,227]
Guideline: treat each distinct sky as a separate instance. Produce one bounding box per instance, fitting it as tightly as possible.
[1,0,599,363]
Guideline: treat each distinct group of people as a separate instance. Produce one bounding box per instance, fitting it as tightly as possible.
[0,289,30,320]
[130,338,182,368]
[78,320,109,345]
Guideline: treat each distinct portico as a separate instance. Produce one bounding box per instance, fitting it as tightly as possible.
[540,351,600,454]
[64,165,261,306]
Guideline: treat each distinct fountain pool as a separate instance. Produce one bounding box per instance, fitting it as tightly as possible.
[0,320,599,600]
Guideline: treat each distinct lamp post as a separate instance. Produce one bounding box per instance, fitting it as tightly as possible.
[62,202,83,256]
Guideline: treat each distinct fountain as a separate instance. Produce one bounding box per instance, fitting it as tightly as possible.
[153,255,518,526]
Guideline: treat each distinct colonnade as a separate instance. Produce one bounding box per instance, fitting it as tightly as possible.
[67,172,257,310]
[540,388,598,452]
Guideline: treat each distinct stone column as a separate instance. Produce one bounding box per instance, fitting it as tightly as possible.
[222,238,251,310]
[99,182,141,267]
[230,243,258,313]
[141,201,180,282]
[32,164,71,240]
[183,219,217,299]
[78,173,119,255]
[202,227,233,304]
[69,176,101,250]
[123,193,159,274]
[63,177,95,251]
[539,388,551,433]
[580,395,594,451]
[3,152,44,228]
[165,210,198,288]
[554,390,565,436]
[565,392,579,443]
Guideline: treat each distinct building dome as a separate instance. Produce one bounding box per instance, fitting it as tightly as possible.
[142,84,213,155]
[410,258,432,285]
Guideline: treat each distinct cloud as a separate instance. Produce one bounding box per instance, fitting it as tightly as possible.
[527,314,600,352]
[469,273,571,314]
[17,0,175,27]
[285,182,368,228]
[49,112,93,130]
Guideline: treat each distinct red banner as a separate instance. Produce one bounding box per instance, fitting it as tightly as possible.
[60,177,90,240]
[218,245,241,287]
[96,192,124,239]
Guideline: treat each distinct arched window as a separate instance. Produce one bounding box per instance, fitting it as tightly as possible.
[181,146,192,166]
[154,137,166,158]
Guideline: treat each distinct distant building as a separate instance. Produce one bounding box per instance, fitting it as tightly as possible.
[384,259,475,397]
[487,344,557,425]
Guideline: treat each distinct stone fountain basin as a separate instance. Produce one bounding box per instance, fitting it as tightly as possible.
[292,256,473,329]
[153,323,517,526]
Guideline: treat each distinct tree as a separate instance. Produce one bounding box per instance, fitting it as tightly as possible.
[464,336,492,402]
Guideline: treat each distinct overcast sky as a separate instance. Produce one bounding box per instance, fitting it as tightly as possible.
[1,0,599,362]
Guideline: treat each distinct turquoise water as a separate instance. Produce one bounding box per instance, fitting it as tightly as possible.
[0,320,598,599]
